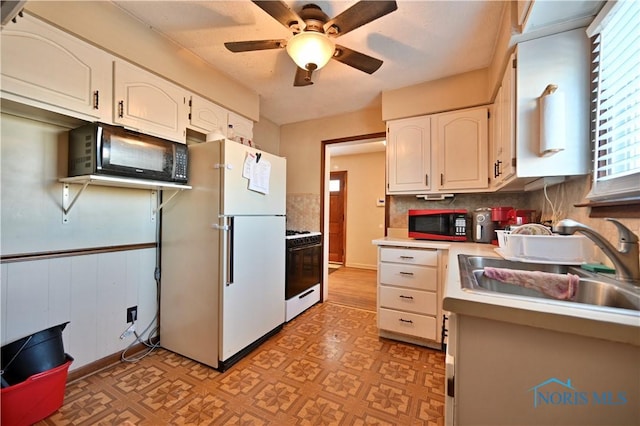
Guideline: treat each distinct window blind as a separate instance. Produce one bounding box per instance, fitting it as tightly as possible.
[586,0,640,200]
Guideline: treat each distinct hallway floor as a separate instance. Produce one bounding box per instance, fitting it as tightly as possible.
[38,302,445,425]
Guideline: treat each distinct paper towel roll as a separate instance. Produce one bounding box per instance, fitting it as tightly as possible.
[540,90,566,157]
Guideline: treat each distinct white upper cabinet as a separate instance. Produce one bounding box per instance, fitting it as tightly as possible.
[113,60,188,143]
[187,94,228,137]
[514,29,590,178]
[0,14,112,122]
[491,53,516,188]
[386,116,432,194]
[433,106,489,191]
[228,112,254,142]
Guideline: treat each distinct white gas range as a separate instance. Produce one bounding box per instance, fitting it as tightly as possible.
[285,230,322,321]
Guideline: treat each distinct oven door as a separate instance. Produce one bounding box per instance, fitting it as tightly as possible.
[286,242,321,300]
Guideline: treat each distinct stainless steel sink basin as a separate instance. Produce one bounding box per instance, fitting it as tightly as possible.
[458,255,640,312]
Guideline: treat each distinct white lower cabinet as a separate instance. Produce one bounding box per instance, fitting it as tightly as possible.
[377,246,441,347]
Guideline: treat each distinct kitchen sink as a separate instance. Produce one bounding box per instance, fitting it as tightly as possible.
[458,255,640,313]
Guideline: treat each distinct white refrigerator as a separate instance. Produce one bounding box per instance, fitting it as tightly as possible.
[160,140,286,371]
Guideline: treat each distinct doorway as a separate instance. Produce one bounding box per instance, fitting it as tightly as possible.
[329,171,347,265]
[321,132,387,305]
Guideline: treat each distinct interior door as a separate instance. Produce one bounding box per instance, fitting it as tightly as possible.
[329,171,347,264]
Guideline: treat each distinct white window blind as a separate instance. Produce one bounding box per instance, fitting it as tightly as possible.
[586,0,640,201]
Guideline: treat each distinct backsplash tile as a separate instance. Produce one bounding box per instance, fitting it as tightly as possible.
[286,193,320,232]
[389,192,536,229]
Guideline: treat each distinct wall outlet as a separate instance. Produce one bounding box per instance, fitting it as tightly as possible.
[127,306,137,323]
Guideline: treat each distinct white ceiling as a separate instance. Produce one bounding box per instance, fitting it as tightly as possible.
[112,0,506,126]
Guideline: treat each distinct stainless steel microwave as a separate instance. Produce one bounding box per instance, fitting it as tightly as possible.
[68,122,188,183]
[408,209,468,241]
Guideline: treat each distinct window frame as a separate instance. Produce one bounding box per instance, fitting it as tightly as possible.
[585,0,640,203]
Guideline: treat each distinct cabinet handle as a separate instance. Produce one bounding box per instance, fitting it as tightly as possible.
[399,255,414,259]
[493,161,498,178]
[496,160,502,176]
[440,173,444,186]
[399,295,414,300]
[93,91,99,110]
[118,100,124,118]
[425,174,429,186]
[399,271,414,276]
[399,318,414,324]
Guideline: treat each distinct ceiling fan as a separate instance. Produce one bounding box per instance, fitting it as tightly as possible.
[224,0,398,86]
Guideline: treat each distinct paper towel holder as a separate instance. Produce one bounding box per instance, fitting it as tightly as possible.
[539,84,566,157]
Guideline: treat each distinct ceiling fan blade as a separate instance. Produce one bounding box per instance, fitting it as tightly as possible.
[332,45,383,74]
[224,40,286,52]
[252,0,305,31]
[293,66,314,87]
[324,1,397,37]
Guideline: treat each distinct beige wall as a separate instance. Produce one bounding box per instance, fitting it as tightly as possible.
[329,152,386,269]
[25,2,259,121]
[381,68,491,121]
[281,108,385,232]
[253,116,280,155]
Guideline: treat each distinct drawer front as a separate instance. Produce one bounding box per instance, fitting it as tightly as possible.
[379,286,437,315]
[379,263,437,291]
[379,308,436,340]
[380,247,438,266]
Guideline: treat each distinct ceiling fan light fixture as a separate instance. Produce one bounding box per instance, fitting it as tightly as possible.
[286,31,335,70]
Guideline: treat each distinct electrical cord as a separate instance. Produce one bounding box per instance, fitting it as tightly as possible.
[120,191,163,363]
[543,181,558,225]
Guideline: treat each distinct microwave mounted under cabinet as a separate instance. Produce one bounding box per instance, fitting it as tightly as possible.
[68,122,188,183]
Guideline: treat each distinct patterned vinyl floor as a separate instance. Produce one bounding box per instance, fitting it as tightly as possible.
[38,302,445,425]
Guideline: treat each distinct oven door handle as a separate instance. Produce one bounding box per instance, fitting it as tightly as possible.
[288,243,322,252]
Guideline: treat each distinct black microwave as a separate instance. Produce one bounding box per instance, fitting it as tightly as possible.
[68,122,188,183]
[408,209,468,241]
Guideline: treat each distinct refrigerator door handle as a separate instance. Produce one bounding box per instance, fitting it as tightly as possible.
[226,217,234,286]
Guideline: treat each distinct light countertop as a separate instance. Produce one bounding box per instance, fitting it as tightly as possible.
[373,237,640,346]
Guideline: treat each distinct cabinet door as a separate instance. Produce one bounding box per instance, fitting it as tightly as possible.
[386,116,431,193]
[435,107,489,191]
[113,60,187,143]
[188,94,228,136]
[498,54,516,183]
[0,15,112,121]
[228,112,254,141]
[490,86,503,189]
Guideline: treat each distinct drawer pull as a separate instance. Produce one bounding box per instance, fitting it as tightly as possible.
[399,318,414,324]
[399,295,414,300]
[399,272,414,276]
[399,256,414,259]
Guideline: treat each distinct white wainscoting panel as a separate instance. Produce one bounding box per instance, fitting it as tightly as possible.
[1,248,157,370]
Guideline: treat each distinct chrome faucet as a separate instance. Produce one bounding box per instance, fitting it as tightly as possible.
[553,218,640,284]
